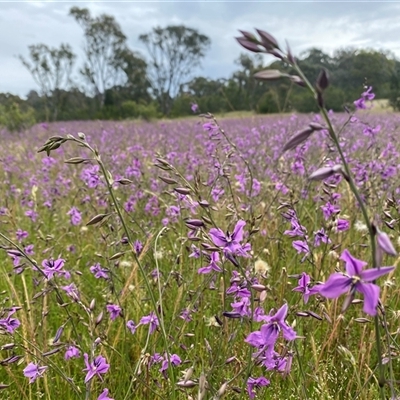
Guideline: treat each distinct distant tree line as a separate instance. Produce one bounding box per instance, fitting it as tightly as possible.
[2,7,400,131]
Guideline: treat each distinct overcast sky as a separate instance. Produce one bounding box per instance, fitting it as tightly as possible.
[2,1,400,97]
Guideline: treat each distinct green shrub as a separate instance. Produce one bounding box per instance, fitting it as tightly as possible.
[0,102,36,132]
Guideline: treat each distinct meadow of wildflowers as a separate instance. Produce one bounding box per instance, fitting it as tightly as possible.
[0,30,400,400]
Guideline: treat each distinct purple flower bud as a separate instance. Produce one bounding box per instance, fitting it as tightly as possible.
[255,29,280,50]
[239,30,258,41]
[283,127,314,152]
[254,69,283,81]
[174,187,191,195]
[236,37,262,53]
[308,165,342,181]
[377,229,397,256]
[316,68,329,92]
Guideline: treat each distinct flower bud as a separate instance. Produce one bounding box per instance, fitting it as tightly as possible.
[308,165,342,181]
[316,68,329,93]
[236,37,262,53]
[377,229,397,256]
[283,127,314,152]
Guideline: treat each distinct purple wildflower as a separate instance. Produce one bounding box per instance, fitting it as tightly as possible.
[134,240,143,255]
[314,228,331,247]
[83,353,110,383]
[209,220,251,257]
[61,283,80,301]
[65,346,80,360]
[247,376,270,399]
[245,304,296,347]
[23,362,48,383]
[292,272,320,304]
[198,251,222,274]
[67,207,82,226]
[42,258,70,280]
[319,249,394,315]
[191,103,199,113]
[354,86,375,110]
[0,308,21,334]
[24,244,34,255]
[292,240,310,255]
[16,229,28,242]
[140,311,159,334]
[336,218,350,232]
[106,304,122,321]
[159,353,182,378]
[126,320,137,334]
[98,388,114,400]
[179,308,193,322]
[25,209,38,222]
[245,304,296,348]
[90,263,109,280]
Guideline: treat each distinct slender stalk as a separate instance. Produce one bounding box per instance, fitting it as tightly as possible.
[292,62,385,398]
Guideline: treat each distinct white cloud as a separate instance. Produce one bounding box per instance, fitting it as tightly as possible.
[1,1,399,97]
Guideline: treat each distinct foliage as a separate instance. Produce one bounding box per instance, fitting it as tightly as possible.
[19,43,76,120]
[139,25,211,115]
[0,101,36,131]
[69,7,143,108]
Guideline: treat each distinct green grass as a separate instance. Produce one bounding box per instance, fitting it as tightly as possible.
[0,117,398,400]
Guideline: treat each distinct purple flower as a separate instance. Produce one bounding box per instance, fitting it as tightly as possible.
[67,207,82,226]
[209,220,251,257]
[292,240,310,255]
[159,353,181,378]
[61,283,80,301]
[247,376,270,399]
[245,304,296,348]
[25,209,38,222]
[321,202,340,220]
[98,388,114,400]
[190,103,199,113]
[140,311,159,334]
[106,304,122,321]
[134,240,143,255]
[41,258,70,280]
[0,308,20,334]
[319,249,394,316]
[23,362,48,383]
[126,320,137,334]
[354,86,375,110]
[179,308,193,322]
[376,230,397,256]
[65,346,80,360]
[336,218,350,232]
[24,244,34,255]
[16,229,28,242]
[90,263,109,280]
[230,296,251,317]
[314,228,331,247]
[83,353,110,383]
[292,272,313,304]
[198,251,222,274]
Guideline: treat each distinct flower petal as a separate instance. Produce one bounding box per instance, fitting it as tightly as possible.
[340,249,367,276]
[281,322,296,341]
[360,266,394,282]
[274,303,288,322]
[356,282,380,316]
[319,273,351,298]
[209,228,227,247]
[232,220,246,242]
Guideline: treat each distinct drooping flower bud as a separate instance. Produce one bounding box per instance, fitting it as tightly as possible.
[308,165,343,181]
[376,229,397,256]
[282,127,314,152]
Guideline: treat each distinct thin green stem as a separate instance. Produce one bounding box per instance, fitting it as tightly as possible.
[292,62,385,397]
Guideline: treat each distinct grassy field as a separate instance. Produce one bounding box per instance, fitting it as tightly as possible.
[0,109,399,400]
